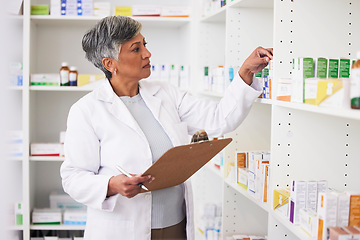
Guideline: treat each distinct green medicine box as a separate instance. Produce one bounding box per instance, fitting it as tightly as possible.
[316,58,328,79]
[31,5,49,15]
[328,59,339,78]
[339,59,350,78]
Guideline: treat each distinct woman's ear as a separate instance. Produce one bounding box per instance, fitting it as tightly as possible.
[102,58,115,73]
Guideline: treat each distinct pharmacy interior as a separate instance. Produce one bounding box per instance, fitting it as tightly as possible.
[4,0,360,240]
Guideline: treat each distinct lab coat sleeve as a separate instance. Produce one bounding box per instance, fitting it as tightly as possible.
[60,103,118,211]
[176,73,262,137]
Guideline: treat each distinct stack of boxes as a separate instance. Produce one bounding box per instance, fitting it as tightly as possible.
[273,180,360,240]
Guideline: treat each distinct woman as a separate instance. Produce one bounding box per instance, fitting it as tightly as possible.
[60,16,272,240]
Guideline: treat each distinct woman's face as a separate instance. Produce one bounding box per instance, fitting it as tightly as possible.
[115,33,152,81]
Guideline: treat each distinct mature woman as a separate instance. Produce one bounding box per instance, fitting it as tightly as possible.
[60,16,272,240]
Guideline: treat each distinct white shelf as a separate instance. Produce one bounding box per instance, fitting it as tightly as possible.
[224,178,269,213]
[8,225,24,231]
[30,86,94,92]
[270,211,313,240]
[30,224,85,231]
[273,100,360,120]
[30,156,65,162]
[200,7,226,22]
[9,86,23,91]
[9,156,23,161]
[31,15,191,27]
[228,0,274,8]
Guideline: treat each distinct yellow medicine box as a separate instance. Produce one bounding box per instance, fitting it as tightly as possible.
[78,74,105,87]
[115,6,132,16]
[273,188,290,217]
[304,78,350,108]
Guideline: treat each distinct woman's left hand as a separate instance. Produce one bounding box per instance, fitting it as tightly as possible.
[107,174,154,198]
[239,47,273,85]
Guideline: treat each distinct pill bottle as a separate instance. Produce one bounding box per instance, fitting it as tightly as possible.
[59,62,70,86]
[69,66,78,86]
[350,51,360,109]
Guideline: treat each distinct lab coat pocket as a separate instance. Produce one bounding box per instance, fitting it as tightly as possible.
[85,218,134,240]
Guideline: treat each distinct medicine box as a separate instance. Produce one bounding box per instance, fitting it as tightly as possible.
[348,193,360,226]
[237,168,248,190]
[78,74,105,86]
[317,192,338,240]
[292,57,314,103]
[329,227,352,240]
[299,208,318,238]
[50,193,86,210]
[31,143,61,157]
[31,5,49,15]
[343,226,360,238]
[63,210,87,225]
[32,208,61,225]
[276,78,292,102]
[114,6,132,16]
[132,5,161,17]
[289,180,306,224]
[305,181,318,211]
[31,74,60,86]
[273,188,290,217]
[161,7,190,17]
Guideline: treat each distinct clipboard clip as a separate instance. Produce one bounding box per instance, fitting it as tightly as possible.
[190,130,209,143]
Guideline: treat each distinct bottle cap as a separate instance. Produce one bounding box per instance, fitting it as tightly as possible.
[61,62,68,67]
[70,66,77,71]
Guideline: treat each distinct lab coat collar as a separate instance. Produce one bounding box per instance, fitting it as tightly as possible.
[94,79,161,141]
[95,79,161,103]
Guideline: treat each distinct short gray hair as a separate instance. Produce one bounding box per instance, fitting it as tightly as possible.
[82,16,142,80]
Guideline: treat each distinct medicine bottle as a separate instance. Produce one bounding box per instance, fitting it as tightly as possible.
[59,62,70,86]
[350,51,360,109]
[69,66,78,86]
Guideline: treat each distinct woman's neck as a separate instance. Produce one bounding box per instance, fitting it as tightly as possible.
[110,77,139,97]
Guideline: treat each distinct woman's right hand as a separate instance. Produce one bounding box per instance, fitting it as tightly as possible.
[107,174,154,198]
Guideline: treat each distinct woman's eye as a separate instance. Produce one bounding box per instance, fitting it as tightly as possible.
[133,48,139,52]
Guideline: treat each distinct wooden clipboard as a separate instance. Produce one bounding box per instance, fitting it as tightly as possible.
[140,138,232,192]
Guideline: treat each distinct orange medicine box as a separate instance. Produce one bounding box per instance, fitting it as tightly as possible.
[348,193,360,226]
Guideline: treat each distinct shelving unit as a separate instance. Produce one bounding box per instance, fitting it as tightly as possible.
[195,0,360,240]
[14,0,196,239]
[8,0,360,239]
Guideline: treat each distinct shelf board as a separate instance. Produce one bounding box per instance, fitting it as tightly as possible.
[228,0,274,8]
[9,156,23,161]
[224,178,269,213]
[30,156,65,162]
[8,225,24,231]
[270,211,313,240]
[200,7,226,23]
[30,224,85,230]
[30,86,94,92]
[255,98,273,105]
[273,100,360,120]
[9,86,23,91]
[30,15,191,28]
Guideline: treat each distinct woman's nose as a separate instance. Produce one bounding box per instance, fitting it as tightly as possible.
[143,48,151,59]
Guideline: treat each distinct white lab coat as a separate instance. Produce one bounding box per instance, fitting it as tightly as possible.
[60,73,262,240]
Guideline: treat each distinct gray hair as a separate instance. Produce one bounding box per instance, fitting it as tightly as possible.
[82,16,142,80]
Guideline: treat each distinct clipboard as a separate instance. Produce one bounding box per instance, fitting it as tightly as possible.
[140,138,232,192]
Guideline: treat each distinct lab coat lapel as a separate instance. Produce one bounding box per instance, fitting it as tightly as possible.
[139,81,161,120]
[139,81,181,146]
[95,80,148,142]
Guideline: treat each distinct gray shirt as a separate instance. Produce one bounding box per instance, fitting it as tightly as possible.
[120,93,185,229]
